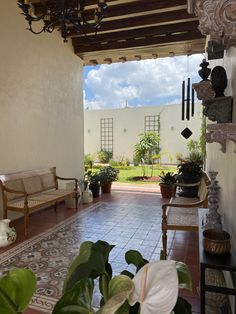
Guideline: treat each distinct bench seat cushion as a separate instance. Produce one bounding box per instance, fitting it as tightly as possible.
[7,189,75,209]
[45,189,75,197]
[167,207,198,228]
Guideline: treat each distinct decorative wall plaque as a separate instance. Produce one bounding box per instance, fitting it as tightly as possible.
[205,123,236,153]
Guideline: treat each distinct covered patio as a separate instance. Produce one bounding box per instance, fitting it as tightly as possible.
[0,0,236,313]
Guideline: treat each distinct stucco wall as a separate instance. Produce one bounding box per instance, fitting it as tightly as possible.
[84,104,202,164]
[206,47,236,251]
[0,1,84,218]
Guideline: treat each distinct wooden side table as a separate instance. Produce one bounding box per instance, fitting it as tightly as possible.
[198,208,236,313]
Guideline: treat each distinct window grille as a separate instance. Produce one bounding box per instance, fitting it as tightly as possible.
[100,118,113,153]
[144,115,160,133]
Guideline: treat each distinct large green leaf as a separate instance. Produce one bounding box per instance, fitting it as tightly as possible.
[97,275,134,314]
[53,278,95,314]
[125,250,144,268]
[64,241,114,292]
[63,241,93,292]
[173,296,192,314]
[0,268,36,313]
[175,262,192,291]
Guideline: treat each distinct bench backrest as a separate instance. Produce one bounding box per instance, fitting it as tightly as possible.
[0,167,57,201]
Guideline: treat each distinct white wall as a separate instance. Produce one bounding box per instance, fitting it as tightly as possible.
[206,47,236,251]
[84,104,202,164]
[0,1,84,218]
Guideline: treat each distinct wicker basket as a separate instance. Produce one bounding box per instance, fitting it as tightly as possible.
[203,229,231,255]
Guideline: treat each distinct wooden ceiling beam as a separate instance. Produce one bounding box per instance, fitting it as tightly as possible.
[69,9,196,36]
[72,21,200,46]
[74,31,204,54]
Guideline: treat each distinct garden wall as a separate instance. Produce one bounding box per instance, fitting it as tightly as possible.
[84,104,202,164]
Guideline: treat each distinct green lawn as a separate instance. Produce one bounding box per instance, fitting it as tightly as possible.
[117,165,177,184]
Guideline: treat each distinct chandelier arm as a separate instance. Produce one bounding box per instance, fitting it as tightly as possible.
[17,0,107,42]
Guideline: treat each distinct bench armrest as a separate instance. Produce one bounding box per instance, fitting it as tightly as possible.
[2,185,28,197]
[56,176,79,190]
[162,200,204,211]
[174,181,201,188]
[56,176,78,182]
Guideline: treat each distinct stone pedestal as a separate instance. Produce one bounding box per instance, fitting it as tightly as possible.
[203,96,233,123]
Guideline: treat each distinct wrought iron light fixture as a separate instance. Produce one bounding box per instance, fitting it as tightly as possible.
[18,0,107,43]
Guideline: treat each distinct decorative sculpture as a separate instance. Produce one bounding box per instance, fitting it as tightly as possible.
[202,65,233,123]
[204,171,222,230]
[211,66,227,97]
[192,59,215,101]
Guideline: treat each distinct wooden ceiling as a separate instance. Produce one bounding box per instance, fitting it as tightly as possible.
[35,0,206,65]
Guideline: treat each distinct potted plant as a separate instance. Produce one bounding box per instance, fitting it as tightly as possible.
[88,172,100,198]
[99,166,119,193]
[176,159,203,197]
[159,172,176,198]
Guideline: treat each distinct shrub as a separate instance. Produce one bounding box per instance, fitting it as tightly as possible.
[97,150,113,163]
[84,153,94,168]
[99,166,119,183]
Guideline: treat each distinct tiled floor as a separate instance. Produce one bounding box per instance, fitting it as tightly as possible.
[1,184,200,314]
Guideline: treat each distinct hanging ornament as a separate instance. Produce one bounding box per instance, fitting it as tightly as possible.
[181,128,192,139]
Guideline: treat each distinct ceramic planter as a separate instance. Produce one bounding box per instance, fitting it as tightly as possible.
[0,219,16,247]
[89,183,100,198]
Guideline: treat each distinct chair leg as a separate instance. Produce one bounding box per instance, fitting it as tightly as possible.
[54,202,57,211]
[24,208,29,237]
[162,230,167,259]
[3,207,7,219]
[75,194,78,211]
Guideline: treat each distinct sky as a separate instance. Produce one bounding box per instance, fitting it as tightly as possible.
[83,53,204,110]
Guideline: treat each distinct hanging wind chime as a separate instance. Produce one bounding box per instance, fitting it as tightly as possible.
[181,56,195,139]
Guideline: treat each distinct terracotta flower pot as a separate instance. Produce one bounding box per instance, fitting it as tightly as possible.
[101,182,112,193]
[160,184,174,199]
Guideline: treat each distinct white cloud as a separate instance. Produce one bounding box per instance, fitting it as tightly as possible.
[84,54,204,109]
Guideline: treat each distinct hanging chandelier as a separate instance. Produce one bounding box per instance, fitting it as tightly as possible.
[17,0,107,43]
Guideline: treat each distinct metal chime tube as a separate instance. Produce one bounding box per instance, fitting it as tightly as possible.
[181,80,185,120]
[191,87,194,117]
[186,78,190,120]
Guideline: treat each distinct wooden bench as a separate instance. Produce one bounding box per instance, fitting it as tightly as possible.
[161,172,210,258]
[0,167,80,237]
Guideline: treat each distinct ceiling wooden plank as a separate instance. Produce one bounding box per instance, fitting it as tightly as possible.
[72,21,199,46]
[82,0,187,20]
[74,31,204,53]
[69,9,196,36]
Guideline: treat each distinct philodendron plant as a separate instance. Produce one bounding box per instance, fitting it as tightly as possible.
[0,268,36,314]
[0,240,192,314]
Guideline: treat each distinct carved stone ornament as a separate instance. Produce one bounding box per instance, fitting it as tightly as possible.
[204,171,222,230]
[194,0,236,48]
[192,81,215,101]
[203,96,233,123]
[205,123,236,153]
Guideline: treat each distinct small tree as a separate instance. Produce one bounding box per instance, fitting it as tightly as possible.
[134,132,160,176]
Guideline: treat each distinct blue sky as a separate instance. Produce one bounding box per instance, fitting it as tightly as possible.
[83,54,204,110]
